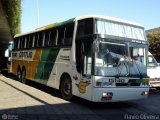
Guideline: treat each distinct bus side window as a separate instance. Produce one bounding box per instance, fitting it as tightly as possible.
[17,38,21,49]
[28,35,34,48]
[64,23,74,45]
[21,37,25,49]
[44,31,50,47]
[57,27,65,45]
[49,30,57,46]
[14,39,18,49]
[38,32,43,47]
[19,38,22,49]
[25,36,29,49]
[24,36,28,49]
[34,33,39,48]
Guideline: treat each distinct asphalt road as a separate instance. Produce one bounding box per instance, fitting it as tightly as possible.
[0,72,160,120]
[71,88,160,120]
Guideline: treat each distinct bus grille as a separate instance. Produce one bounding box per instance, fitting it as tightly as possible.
[116,83,141,86]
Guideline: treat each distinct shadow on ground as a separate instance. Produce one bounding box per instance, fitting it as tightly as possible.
[1,71,160,120]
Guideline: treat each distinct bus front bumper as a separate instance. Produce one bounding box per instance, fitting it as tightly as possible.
[92,87,149,102]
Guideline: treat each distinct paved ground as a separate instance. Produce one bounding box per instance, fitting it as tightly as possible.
[0,73,160,120]
[0,74,101,120]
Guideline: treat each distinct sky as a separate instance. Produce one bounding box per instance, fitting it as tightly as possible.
[21,0,160,33]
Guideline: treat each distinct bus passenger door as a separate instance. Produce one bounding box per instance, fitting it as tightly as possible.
[75,40,93,100]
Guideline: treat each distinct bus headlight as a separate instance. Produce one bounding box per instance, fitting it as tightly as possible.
[101,92,113,101]
[102,92,108,97]
[141,91,149,96]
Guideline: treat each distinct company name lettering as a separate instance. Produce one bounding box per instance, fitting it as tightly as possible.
[19,52,33,58]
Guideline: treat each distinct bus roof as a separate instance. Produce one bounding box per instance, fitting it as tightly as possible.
[76,15,144,28]
[15,15,144,38]
[14,18,75,38]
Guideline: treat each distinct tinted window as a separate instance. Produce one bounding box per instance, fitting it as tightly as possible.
[49,30,57,46]
[20,37,25,49]
[24,36,27,48]
[64,23,74,45]
[77,18,93,37]
[34,33,39,47]
[28,35,34,48]
[57,27,65,45]
[14,38,19,49]
[44,31,50,46]
[38,32,43,47]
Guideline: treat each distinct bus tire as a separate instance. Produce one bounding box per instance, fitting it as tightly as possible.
[21,68,26,84]
[17,67,22,82]
[60,76,72,100]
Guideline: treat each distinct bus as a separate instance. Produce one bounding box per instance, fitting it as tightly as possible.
[11,15,149,102]
[147,52,160,89]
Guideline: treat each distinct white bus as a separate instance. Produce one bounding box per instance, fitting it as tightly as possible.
[11,15,149,102]
[147,52,160,88]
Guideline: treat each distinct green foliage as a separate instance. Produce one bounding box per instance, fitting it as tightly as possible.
[2,0,21,36]
[147,30,160,61]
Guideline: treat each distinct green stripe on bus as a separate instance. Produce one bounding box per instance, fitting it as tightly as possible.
[34,48,60,81]
[53,18,75,28]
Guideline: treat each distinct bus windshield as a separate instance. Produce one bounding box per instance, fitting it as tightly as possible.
[95,39,147,77]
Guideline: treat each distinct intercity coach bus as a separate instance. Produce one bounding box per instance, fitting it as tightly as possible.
[11,15,149,102]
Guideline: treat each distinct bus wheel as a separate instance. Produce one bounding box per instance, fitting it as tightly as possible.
[17,68,22,82]
[60,77,72,100]
[21,68,26,84]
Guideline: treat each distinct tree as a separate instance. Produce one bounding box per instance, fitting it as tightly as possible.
[1,0,21,36]
[147,30,160,62]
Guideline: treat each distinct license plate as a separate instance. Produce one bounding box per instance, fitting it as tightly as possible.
[109,78,125,83]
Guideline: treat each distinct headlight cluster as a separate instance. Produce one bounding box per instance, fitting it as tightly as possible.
[101,92,113,101]
[141,91,148,96]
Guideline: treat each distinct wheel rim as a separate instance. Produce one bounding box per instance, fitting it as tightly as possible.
[62,80,71,95]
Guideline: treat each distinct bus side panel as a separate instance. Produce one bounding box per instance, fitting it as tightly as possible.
[47,48,72,89]
[11,49,42,80]
[11,59,20,75]
[34,48,60,85]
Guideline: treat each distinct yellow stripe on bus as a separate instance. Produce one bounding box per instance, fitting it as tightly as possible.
[12,49,43,80]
